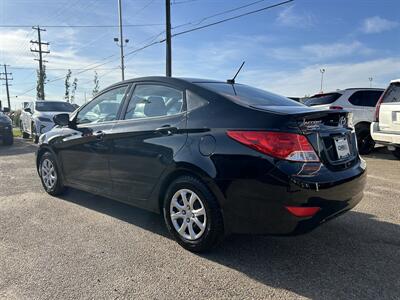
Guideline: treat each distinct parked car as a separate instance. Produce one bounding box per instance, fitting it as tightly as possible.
[371,79,400,159]
[304,88,384,154]
[35,77,366,252]
[0,108,13,145]
[20,100,76,143]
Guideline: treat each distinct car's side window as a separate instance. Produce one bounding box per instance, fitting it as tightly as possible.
[348,91,383,107]
[124,84,184,120]
[76,85,128,125]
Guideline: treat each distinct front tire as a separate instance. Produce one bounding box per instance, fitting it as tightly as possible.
[163,176,224,252]
[356,124,375,155]
[3,134,13,145]
[31,123,39,143]
[390,147,400,159]
[39,152,66,195]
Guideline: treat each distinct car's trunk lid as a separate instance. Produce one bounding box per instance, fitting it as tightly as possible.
[251,105,358,170]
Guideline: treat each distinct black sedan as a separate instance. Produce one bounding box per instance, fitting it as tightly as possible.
[36,77,366,252]
[0,111,13,145]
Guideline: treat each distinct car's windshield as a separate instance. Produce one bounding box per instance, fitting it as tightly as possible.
[304,93,342,106]
[196,82,303,107]
[35,101,75,112]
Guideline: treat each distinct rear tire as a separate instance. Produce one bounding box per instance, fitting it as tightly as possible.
[39,152,66,196]
[390,147,400,160]
[163,175,224,252]
[356,124,375,155]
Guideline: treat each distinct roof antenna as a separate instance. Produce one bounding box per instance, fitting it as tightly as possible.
[227,61,245,84]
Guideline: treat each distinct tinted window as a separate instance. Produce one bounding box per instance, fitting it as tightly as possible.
[382,83,400,103]
[35,101,75,112]
[77,85,128,124]
[124,84,184,120]
[196,83,302,107]
[348,90,383,107]
[304,93,342,106]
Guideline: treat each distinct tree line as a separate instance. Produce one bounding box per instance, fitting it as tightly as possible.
[36,69,101,101]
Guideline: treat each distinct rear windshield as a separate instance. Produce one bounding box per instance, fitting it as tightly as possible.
[304,93,342,106]
[382,82,400,103]
[196,82,303,107]
[35,101,75,112]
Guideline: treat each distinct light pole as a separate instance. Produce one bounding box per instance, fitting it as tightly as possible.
[369,77,373,88]
[320,68,326,93]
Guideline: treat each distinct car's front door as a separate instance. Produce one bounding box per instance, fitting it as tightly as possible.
[57,84,130,193]
[109,83,187,205]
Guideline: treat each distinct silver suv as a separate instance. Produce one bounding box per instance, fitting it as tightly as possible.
[20,101,76,143]
[304,88,384,154]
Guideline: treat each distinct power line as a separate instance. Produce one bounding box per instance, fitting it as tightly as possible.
[166,0,294,40]
[0,23,164,28]
[172,0,270,30]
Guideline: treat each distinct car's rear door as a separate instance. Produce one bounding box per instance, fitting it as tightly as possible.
[379,82,400,133]
[57,84,130,193]
[109,82,187,205]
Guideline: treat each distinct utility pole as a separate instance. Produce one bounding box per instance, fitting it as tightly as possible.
[320,68,326,93]
[31,26,50,100]
[118,0,125,81]
[369,77,373,88]
[0,64,13,110]
[165,0,172,77]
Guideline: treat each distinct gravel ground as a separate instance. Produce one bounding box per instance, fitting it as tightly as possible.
[0,138,399,299]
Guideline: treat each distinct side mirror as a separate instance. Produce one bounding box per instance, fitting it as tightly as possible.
[53,113,70,127]
[24,107,32,114]
[2,107,10,113]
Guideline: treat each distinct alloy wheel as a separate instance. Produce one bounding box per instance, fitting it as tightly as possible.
[170,189,207,240]
[41,158,57,190]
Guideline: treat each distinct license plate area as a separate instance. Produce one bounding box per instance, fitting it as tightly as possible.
[334,136,350,159]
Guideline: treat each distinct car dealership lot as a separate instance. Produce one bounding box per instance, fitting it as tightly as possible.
[0,139,399,299]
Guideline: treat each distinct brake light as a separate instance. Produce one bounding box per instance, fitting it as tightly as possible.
[329,105,343,110]
[226,131,320,162]
[285,206,320,217]
[374,92,385,122]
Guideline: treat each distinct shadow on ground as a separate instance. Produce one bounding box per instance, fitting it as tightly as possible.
[0,138,37,156]
[59,188,400,299]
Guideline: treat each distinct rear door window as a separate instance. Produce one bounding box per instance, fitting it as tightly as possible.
[304,93,342,106]
[196,82,302,107]
[382,83,400,103]
[348,90,383,107]
[124,84,184,120]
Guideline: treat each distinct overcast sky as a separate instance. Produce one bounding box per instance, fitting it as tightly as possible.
[1,0,399,108]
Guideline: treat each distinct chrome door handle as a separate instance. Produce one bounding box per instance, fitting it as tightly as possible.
[94,130,105,139]
[155,125,177,136]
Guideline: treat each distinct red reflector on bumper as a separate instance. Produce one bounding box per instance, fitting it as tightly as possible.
[285,206,321,217]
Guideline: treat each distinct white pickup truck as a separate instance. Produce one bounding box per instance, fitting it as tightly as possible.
[371,79,400,159]
[20,100,76,143]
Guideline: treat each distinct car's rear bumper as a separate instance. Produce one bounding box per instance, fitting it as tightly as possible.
[217,159,367,235]
[371,122,400,146]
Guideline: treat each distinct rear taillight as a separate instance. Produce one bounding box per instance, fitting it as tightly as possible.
[374,93,385,122]
[285,206,320,217]
[226,131,320,162]
[329,105,343,110]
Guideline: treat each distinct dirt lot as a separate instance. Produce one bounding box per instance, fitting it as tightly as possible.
[0,139,399,299]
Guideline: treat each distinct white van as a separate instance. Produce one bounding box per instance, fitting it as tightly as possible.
[371,79,400,159]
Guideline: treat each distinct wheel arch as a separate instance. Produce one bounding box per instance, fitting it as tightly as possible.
[155,163,226,216]
[354,121,371,130]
